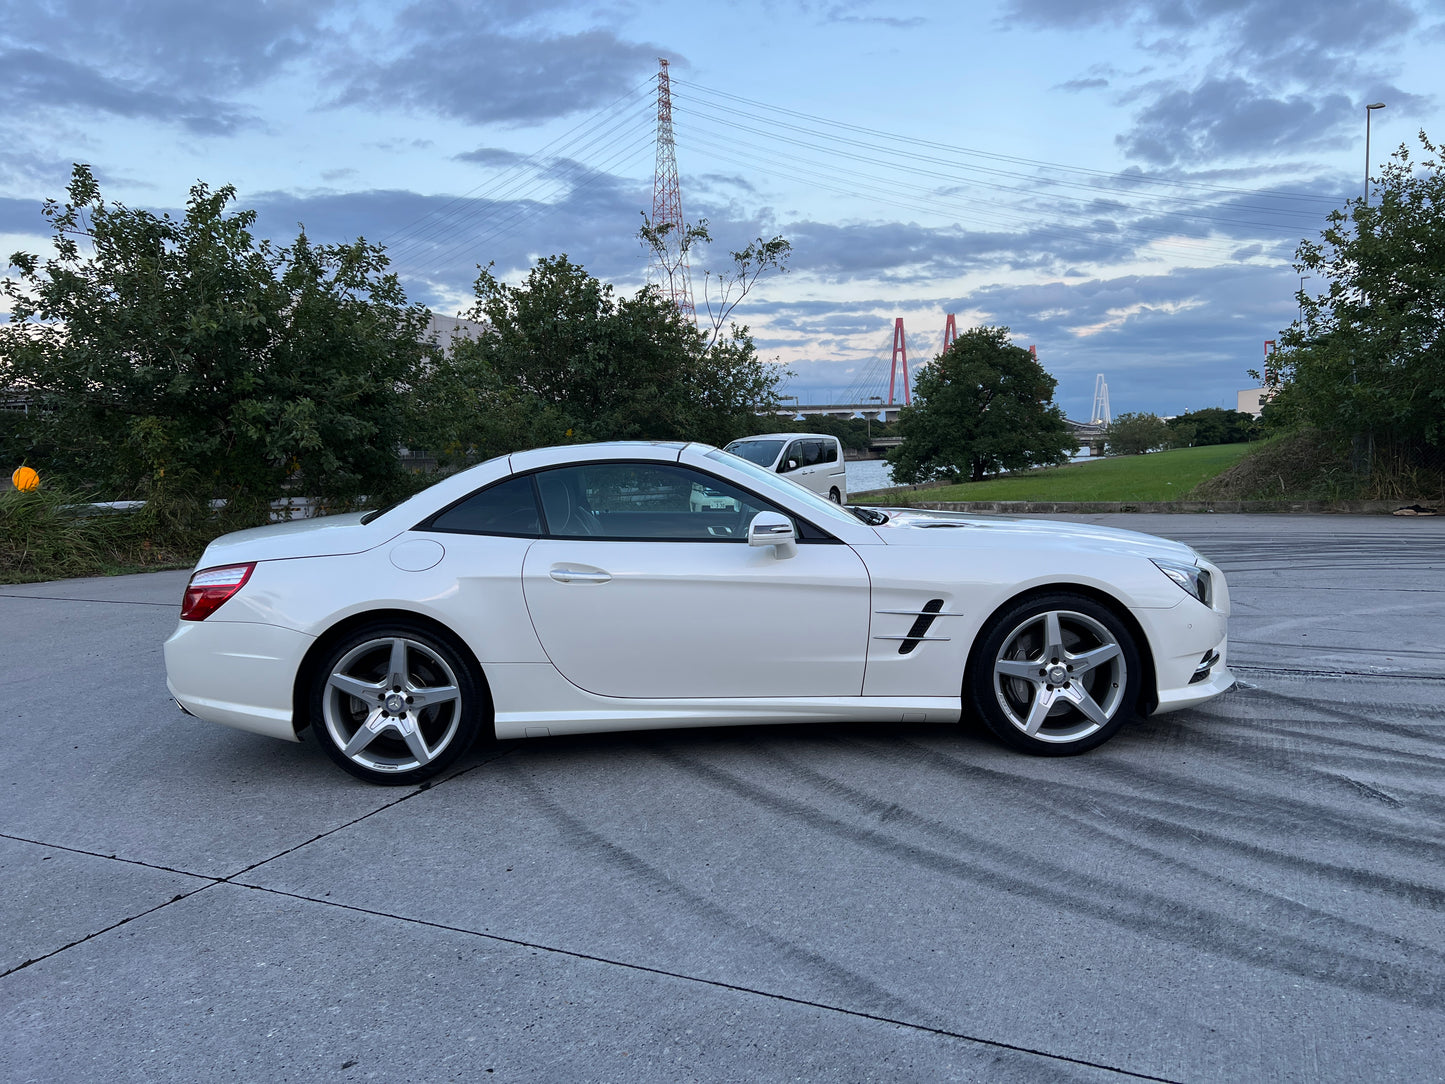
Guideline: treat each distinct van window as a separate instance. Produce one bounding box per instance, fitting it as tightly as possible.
[724,439,785,469]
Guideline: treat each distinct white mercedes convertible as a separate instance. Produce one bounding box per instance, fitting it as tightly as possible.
[164,441,1233,784]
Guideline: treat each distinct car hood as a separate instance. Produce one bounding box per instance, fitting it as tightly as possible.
[871,507,1203,563]
[193,512,393,568]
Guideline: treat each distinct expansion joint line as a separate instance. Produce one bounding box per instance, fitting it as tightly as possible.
[0,746,518,979]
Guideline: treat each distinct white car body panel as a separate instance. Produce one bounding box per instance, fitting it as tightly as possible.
[165,619,311,740]
[481,662,960,740]
[164,440,1234,758]
[521,538,870,698]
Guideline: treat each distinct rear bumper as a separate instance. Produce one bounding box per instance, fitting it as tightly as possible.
[163,619,313,742]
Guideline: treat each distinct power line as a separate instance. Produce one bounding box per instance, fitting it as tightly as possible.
[373,71,1345,309]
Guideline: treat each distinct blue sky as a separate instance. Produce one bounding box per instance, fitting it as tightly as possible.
[2,0,1442,421]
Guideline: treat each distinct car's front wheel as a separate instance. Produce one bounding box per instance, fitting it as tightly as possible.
[310,621,484,784]
[828,487,842,503]
[968,593,1141,755]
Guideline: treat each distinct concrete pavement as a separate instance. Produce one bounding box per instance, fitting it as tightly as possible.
[3,514,1443,1082]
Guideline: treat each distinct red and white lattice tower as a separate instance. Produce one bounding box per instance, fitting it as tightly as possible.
[651,59,695,320]
[942,313,958,353]
[889,318,911,405]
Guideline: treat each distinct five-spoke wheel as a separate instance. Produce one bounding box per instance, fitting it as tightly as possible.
[968,594,1141,755]
[311,621,483,784]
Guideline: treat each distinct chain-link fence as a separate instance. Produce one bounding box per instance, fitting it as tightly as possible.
[1356,435,1445,506]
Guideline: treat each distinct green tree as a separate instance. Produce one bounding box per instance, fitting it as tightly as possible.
[1165,407,1256,447]
[1,165,434,520]
[1105,412,1170,455]
[886,326,1075,484]
[1270,131,1445,459]
[416,255,784,461]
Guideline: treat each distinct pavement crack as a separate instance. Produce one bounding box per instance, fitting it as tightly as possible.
[224,744,517,880]
[0,592,179,607]
[0,881,215,980]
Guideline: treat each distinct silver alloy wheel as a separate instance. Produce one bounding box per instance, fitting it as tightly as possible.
[990,608,1127,744]
[321,635,463,774]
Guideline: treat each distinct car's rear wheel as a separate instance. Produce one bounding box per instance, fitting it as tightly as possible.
[828,487,842,503]
[968,593,1141,755]
[310,620,483,784]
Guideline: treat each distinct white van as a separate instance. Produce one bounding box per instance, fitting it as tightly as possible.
[723,433,848,503]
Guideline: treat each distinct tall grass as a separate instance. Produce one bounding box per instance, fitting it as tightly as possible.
[0,486,213,583]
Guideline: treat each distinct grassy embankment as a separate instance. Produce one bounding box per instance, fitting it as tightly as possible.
[854,443,1254,504]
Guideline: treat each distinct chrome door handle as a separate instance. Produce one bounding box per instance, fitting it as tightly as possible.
[549,567,612,584]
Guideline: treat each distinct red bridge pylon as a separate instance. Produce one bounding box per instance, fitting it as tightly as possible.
[889,318,911,405]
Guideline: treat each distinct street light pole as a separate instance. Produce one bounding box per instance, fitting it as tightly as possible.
[866,396,882,440]
[1365,102,1386,205]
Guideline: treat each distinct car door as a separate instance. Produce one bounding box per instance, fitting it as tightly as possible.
[520,461,871,699]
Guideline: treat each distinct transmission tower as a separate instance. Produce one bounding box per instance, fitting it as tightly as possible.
[1090,374,1112,426]
[889,318,911,405]
[650,58,695,320]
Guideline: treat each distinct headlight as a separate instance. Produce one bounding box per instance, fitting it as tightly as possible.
[1152,558,1212,605]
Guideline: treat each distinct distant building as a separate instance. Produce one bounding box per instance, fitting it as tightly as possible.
[1237,387,1272,417]
[422,313,486,355]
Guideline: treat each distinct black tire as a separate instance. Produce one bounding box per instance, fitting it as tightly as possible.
[828,487,842,503]
[309,619,484,784]
[967,593,1141,756]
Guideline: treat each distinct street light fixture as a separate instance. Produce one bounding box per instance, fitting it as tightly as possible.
[1365,102,1386,205]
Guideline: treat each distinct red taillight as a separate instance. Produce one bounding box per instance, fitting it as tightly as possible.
[180,563,255,621]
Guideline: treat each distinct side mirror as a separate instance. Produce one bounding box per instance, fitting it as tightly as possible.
[779,459,797,473]
[748,511,797,559]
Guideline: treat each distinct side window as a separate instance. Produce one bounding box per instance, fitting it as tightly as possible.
[424,475,541,536]
[535,462,785,542]
[822,440,839,464]
[801,440,823,467]
[780,441,805,473]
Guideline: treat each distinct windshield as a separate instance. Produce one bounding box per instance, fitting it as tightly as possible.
[706,448,866,528]
[723,439,785,468]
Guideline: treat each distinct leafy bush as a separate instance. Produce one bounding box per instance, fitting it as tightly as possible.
[2,165,434,510]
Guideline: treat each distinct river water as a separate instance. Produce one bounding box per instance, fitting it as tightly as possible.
[846,458,895,494]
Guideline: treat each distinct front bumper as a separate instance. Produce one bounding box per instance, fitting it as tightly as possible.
[1137,595,1233,715]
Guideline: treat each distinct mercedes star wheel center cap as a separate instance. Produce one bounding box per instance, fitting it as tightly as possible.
[385,693,406,714]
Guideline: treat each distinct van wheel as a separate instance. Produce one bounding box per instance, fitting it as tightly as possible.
[828,487,842,503]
